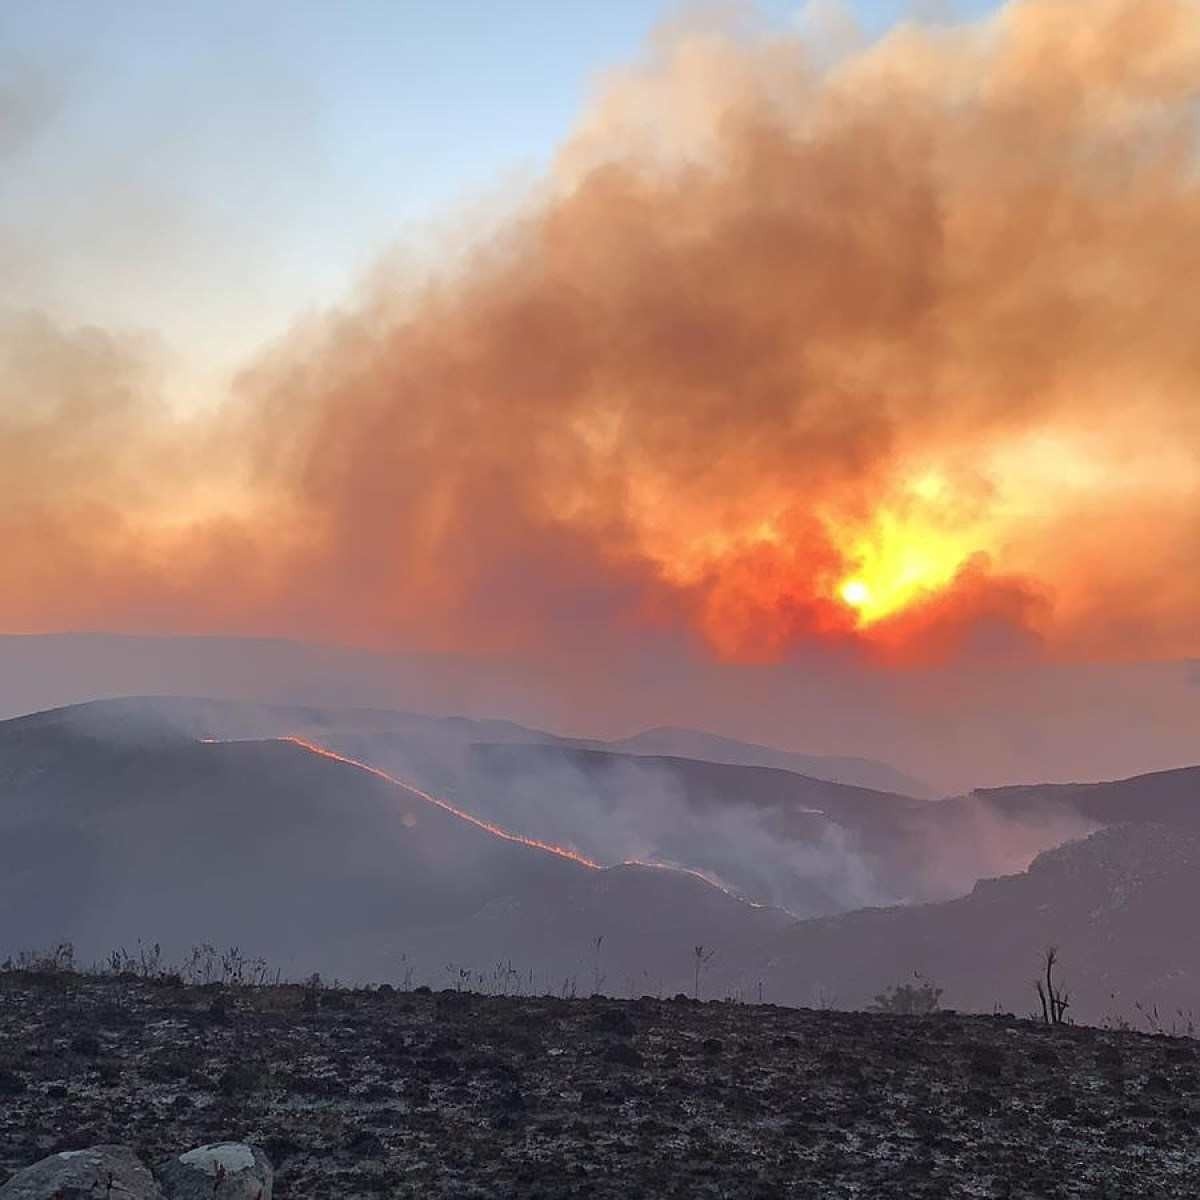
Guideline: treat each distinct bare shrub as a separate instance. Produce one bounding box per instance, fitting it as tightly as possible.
[871,973,943,1015]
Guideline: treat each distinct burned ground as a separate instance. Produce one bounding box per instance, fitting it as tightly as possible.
[3,973,1200,1198]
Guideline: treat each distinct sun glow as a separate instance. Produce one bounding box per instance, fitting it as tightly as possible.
[840,579,872,609]
[831,473,986,626]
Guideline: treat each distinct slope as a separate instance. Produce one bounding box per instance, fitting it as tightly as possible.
[756,822,1200,1023]
[0,707,789,990]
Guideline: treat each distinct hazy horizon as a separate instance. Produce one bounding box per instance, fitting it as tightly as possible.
[2,631,1196,794]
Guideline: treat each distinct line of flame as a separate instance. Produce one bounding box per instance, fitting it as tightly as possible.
[623,857,762,906]
[271,734,602,869]
[200,733,775,904]
[625,857,729,891]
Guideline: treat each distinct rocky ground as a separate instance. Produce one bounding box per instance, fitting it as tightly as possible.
[2,971,1200,1198]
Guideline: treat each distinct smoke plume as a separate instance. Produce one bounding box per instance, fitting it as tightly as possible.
[4,0,1199,666]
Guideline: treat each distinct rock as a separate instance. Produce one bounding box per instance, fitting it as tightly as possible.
[156,1144,272,1200]
[0,1145,161,1198]
[590,1009,636,1038]
[603,1042,643,1069]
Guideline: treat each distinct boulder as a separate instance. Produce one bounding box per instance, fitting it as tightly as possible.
[156,1144,272,1200]
[0,1145,161,1198]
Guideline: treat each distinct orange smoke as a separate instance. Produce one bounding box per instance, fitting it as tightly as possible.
[3,0,1199,665]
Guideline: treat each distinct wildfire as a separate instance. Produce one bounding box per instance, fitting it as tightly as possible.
[624,857,757,906]
[202,734,779,900]
[275,735,602,869]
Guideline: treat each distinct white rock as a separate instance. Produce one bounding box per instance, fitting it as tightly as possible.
[0,1145,161,1198]
[178,1145,256,1175]
[156,1143,272,1200]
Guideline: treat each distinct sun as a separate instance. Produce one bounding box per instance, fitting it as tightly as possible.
[828,470,990,627]
[840,579,872,609]
[834,516,969,625]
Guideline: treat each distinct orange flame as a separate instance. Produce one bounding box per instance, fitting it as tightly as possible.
[274,735,603,869]
[200,734,785,905]
[622,857,753,906]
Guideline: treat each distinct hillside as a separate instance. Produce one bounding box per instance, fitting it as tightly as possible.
[0,697,1078,923]
[409,740,927,916]
[4,633,1198,794]
[0,679,920,794]
[3,971,1200,1199]
[968,765,1200,829]
[757,824,1200,1023]
[0,699,942,920]
[0,708,788,989]
[568,724,931,797]
[5,698,1200,1021]
[439,741,1118,914]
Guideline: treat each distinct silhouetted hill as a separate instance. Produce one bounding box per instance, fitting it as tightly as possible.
[6,698,1200,1022]
[467,742,921,823]
[969,765,1200,828]
[757,823,1200,1023]
[0,711,788,989]
[0,697,1142,924]
[600,724,932,796]
[0,699,944,917]
[4,633,1198,793]
[449,741,928,914]
[444,741,1116,913]
[0,686,923,794]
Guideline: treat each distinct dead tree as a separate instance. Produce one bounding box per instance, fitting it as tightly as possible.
[693,944,716,1001]
[1035,946,1070,1025]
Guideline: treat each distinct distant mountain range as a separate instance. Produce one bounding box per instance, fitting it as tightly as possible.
[2,695,1199,1022]
[0,634,925,794]
[0,681,927,796]
[3,632,1197,793]
[562,725,930,797]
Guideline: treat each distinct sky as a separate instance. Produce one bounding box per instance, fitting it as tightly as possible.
[4,0,997,385]
[3,0,1199,703]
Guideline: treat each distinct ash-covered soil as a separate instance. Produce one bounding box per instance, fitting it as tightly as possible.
[2,973,1199,1199]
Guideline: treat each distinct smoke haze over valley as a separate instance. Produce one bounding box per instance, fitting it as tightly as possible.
[0,689,1194,1024]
